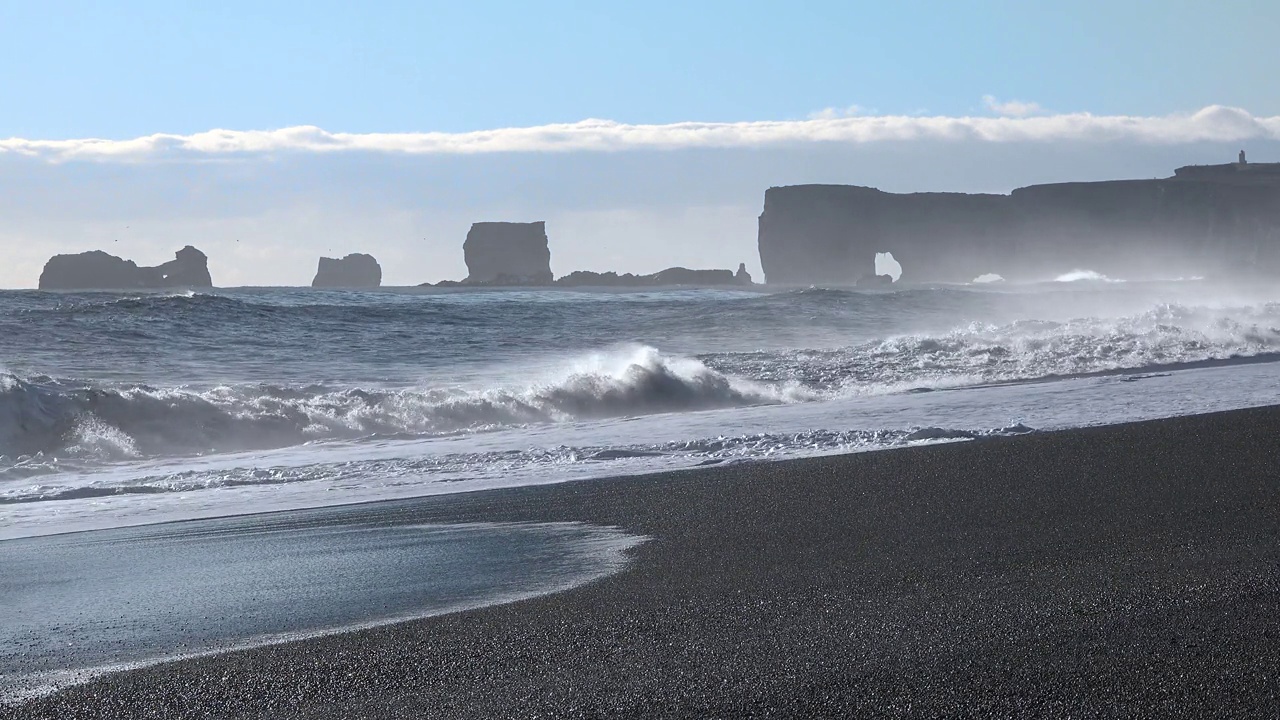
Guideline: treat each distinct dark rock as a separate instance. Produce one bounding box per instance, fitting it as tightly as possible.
[311,253,382,288]
[554,266,752,287]
[555,270,649,287]
[463,222,553,285]
[735,263,754,284]
[649,267,736,286]
[38,246,213,290]
[757,161,1280,284]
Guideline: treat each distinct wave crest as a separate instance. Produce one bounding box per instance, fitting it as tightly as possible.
[0,346,800,465]
[702,302,1280,393]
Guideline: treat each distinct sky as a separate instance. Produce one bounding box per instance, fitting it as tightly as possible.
[2,0,1279,287]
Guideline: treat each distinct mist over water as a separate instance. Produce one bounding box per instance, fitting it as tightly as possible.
[4,276,1280,537]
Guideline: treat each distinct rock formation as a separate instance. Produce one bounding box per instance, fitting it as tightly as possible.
[555,266,754,287]
[311,253,382,288]
[463,222,553,285]
[38,246,213,290]
[757,161,1280,284]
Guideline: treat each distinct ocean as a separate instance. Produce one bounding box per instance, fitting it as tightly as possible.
[5,274,1280,541]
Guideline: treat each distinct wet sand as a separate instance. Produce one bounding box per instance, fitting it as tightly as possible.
[11,406,1280,718]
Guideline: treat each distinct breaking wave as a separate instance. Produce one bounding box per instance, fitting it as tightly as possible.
[703,302,1280,392]
[1053,269,1121,283]
[0,346,803,467]
[6,300,1280,471]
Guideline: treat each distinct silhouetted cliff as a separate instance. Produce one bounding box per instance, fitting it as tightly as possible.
[38,246,213,290]
[758,163,1280,284]
[463,222,553,285]
[312,254,382,288]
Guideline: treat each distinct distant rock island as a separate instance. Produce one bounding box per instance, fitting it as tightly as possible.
[427,221,754,288]
[556,265,752,287]
[312,253,381,288]
[463,222,554,285]
[38,246,213,290]
[758,155,1280,284]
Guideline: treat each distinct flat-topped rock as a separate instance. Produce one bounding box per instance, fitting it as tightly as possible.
[758,160,1280,284]
[312,254,382,288]
[38,246,213,290]
[463,222,553,285]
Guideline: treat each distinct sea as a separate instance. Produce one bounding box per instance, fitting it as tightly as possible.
[8,272,1280,702]
[5,272,1280,541]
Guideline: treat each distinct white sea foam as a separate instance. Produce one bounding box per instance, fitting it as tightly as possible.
[1053,269,1121,283]
[0,345,807,467]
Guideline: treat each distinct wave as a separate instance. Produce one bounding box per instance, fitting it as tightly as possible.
[1053,269,1122,283]
[701,302,1280,393]
[0,346,803,466]
[1,423,1035,504]
[6,291,1280,469]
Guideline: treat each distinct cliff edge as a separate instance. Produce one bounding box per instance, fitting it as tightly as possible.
[463,222,553,285]
[38,246,213,290]
[757,161,1280,284]
[312,254,382,288]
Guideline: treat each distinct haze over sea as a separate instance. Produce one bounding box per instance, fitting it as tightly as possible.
[5,273,1280,540]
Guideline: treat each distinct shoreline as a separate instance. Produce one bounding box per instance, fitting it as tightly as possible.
[12,405,1280,718]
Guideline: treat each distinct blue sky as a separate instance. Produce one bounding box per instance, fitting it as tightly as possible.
[1,1,1279,287]
[2,0,1277,138]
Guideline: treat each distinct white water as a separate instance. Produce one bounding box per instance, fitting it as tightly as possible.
[5,359,1278,540]
[4,281,1280,540]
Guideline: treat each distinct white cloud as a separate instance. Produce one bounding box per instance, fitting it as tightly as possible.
[807,105,863,120]
[982,94,1045,118]
[3,106,1278,163]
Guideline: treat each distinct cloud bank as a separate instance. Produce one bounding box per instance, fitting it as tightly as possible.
[982,95,1044,118]
[3,106,1278,162]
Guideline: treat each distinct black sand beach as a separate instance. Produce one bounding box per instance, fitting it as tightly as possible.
[11,406,1280,718]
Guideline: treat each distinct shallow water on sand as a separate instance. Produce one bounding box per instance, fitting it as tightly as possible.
[0,515,643,704]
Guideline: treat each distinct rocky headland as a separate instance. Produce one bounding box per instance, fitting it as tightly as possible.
[38,246,213,290]
[311,254,382,288]
[758,159,1280,284]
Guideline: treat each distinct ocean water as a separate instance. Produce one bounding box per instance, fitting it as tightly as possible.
[4,276,1280,539]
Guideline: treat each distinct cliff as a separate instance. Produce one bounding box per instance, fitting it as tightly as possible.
[38,246,213,290]
[312,253,382,288]
[463,222,553,285]
[757,163,1280,284]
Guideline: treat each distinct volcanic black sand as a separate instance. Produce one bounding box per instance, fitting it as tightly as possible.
[11,406,1280,718]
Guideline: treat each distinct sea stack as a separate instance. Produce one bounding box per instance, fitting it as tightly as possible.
[463,222,553,285]
[757,160,1280,284]
[311,253,382,288]
[38,246,213,290]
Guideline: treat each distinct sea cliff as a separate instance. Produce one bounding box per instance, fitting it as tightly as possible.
[757,162,1280,284]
